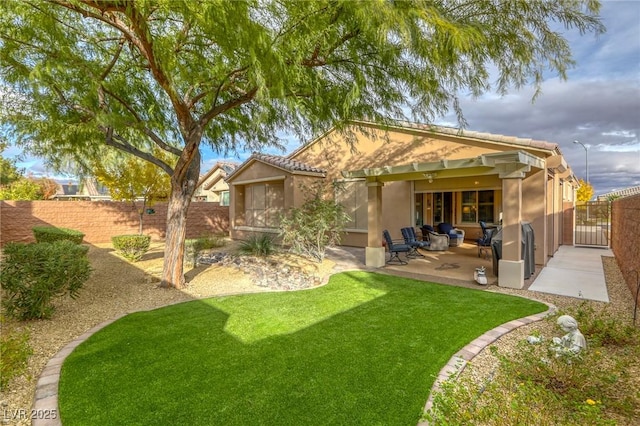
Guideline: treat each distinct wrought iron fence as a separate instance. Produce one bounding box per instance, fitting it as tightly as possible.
[575,201,610,247]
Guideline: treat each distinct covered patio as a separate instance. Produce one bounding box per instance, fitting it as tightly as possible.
[327,243,541,289]
[341,150,546,290]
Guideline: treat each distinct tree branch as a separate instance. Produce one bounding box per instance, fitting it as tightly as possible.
[199,87,258,128]
[189,65,249,109]
[52,0,194,131]
[103,126,174,176]
[101,87,182,156]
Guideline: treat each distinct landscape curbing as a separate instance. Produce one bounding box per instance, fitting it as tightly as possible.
[418,302,557,425]
[33,289,555,426]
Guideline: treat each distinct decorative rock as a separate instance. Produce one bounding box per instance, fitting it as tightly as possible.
[196,252,320,291]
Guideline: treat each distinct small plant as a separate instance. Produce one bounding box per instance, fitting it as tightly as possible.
[32,226,85,244]
[279,183,350,262]
[0,241,92,320]
[0,315,33,390]
[238,234,274,257]
[111,234,152,262]
[571,302,639,346]
[185,234,227,267]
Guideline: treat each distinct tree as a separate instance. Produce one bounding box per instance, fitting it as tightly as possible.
[93,153,171,234]
[0,141,23,186]
[576,179,594,202]
[0,176,59,200]
[1,143,58,199]
[0,1,604,288]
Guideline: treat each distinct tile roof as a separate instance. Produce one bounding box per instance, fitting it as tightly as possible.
[251,153,325,174]
[197,161,239,187]
[226,153,326,182]
[385,121,560,152]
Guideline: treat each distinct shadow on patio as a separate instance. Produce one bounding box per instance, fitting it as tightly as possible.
[326,242,502,290]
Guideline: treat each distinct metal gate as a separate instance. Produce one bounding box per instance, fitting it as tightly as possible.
[575,201,610,247]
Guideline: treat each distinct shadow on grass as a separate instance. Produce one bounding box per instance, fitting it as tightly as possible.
[58,270,547,426]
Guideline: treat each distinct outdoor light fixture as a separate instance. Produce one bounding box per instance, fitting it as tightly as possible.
[423,173,436,183]
[573,140,589,183]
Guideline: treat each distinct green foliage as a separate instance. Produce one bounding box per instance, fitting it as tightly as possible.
[425,310,640,425]
[33,226,85,244]
[571,303,639,347]
[279,184,350,262]
[0,316,33,391]
[0,178,44,200]
[111,234,152,262]
[0,141,24,186]
[238,234,275,257]
[185,233,227,267]
[0,0,605,287]
[0,241,92,320]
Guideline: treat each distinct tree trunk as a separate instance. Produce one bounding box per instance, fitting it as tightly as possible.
[138,199,146,235]
[159,150,201,289]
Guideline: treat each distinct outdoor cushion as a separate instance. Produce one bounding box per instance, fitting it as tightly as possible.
[438,223,465,246]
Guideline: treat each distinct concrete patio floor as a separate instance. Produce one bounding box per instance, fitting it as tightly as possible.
[326,243,611,302]
[326,242,518,290]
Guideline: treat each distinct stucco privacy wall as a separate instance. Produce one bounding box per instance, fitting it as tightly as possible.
[0,201,229,245]
[611,194,640,305]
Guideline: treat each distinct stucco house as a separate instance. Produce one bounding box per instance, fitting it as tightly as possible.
[226,120,578,289]
[193,162,238,204]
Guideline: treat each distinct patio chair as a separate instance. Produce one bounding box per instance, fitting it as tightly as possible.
[437,222,465,247]
[383,229,412,265]
[420,225,435,241]
[477,223,495,258]
[401,227,429,258]
[424,230,449,251]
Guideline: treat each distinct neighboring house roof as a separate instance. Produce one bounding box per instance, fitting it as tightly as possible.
[197,161,238,190]
[51,178,111,200]
[597,185,640,200]
[226,153,326,182]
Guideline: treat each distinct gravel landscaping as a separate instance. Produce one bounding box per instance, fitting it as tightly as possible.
[1,243,636,425]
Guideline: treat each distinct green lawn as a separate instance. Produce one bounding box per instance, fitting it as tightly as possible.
[59,271,547,425]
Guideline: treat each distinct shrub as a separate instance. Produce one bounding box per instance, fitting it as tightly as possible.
[0,316,32,390]
[571,303,639,347]
[238,234,275,257]
[0,241,92,320]
[279,183,350,262]
[185,233,227,267]
[33,226,85,244]
[111,234,151,262]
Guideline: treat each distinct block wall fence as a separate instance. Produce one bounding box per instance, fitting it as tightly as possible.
[611,194,640,308]
[0,201,229,246]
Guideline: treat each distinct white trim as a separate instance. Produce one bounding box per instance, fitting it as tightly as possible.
[231,175,286,185]
[344,228,367,233]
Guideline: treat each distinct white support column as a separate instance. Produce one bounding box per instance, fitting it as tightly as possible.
[366,180,386,268]
[499,174,525,289]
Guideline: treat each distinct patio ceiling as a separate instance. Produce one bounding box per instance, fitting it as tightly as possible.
[340,150,546,182]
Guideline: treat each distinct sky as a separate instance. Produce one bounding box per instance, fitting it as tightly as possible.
[5,0,640,196]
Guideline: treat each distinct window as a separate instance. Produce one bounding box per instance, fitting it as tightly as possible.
[461,190,494,223]
[219,190,230,206]
[244,183,284,228]
[336,180,367,230]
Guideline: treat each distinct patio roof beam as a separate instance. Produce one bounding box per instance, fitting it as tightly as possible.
[341,150,545,181]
